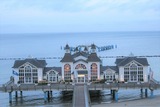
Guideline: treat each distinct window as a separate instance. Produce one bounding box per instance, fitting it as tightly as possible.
[25,66,32,77]
[19,69,24,83]
[48,71,57,82]
[124,63,144,82]
[32,69,38,83]
[138,67,143,81]
[130,64,137,81]
[75,64,86,69]
[64,64,71,81]
[18,65,38,84]
[105,70,115,82]
[25,66,32,83]
[124,67,130,82]
[91,63,97,81]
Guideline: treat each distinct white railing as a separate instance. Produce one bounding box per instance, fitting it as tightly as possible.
[3,80,13,87]
[151,78,160,84]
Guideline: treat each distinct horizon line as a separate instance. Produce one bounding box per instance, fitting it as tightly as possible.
[1,30,160,35]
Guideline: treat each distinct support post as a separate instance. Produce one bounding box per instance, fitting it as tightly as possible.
[20,91,23,97]
[112,90,115,99]
[47,91,50,101]
[44,91,47,102]
[145,89,148,97]
[140,89,143,94]
[50,91,53,99]
[9,92,12,103]
[15,91,18,98]
[114,90,118,102]
[110,90,113,95]
[150,89,154,98]
[140,88,143,98]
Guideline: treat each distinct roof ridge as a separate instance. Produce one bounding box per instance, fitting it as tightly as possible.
[117,57,128,66]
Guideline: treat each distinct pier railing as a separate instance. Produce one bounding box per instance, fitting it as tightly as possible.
[88,82,160,90]
[0,82,160,92]
[0,83,74,92]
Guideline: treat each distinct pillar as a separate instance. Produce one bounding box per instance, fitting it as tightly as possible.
[50,91,53,99]
[110,90,113,95]
[150,89,154,98]
[145,89,148,97]
[20,91,23,97]
[9,92,12,103]
[15,91,18,98]
[20,91,23,103]
[47,91,50,100]
[44,91,47,102]
[114,90,118,102]
[140,89,143,94]
[112,90,115,99]
[140,89,143,98]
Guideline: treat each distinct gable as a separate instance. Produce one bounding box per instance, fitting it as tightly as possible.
[74,59,88,64]
[43,67,61,75]
[116,57,149,66]
[46,69,58,75]
[12,59,47,68]
[124,60,143,67]
[19,62,37,69]
[60,53,74,62]
[101,66,119,74]
[74,55,87,61]
[104,68,116,74]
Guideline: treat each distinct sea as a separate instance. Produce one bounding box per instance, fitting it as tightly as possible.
[0,31,160,107]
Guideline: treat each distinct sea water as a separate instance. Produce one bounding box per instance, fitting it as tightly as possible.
[0,31,160,106]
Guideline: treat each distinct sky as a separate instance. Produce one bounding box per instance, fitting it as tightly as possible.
[0,0,160,33]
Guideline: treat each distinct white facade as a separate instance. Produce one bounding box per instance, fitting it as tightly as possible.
[103,68,118,82]
[12,44,150,84]
[61,61,101,83]
[61,44,101,83]
[117,61,149,82]
[118,66,124,82]
[13,62,43,84]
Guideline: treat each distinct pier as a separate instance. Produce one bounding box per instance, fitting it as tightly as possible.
[0,82,160,107]
[72,84,91,107]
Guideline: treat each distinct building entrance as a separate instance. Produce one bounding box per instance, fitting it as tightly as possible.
[77,75,88,83]
[78,76,85,83]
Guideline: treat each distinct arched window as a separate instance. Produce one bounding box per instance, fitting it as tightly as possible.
[105,69,115,82]
[75,64,86,69]
[25,66,32,83]
[124,65,130,82]
[48,71,57,82]
[138,66,143,81]
[18,64,38,84]
[64,64,71,81]
[130,64,137,81]
[91,63,97,81]
[124,62,143,82]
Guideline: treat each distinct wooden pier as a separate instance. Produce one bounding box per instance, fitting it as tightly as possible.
[72,84,91,107]
[0,82,160,107]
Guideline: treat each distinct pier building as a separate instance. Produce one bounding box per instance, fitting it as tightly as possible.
[12,44,149,84]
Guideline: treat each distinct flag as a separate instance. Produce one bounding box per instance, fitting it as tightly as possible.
[12,70,19,76]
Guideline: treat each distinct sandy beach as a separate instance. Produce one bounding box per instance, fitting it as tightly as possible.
[92,96,160,107]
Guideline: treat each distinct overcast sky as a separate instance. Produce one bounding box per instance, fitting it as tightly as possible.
[0,0,160,33]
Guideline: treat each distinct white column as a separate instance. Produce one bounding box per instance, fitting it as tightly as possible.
[97,62,100,80]
[61,63,64,81]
